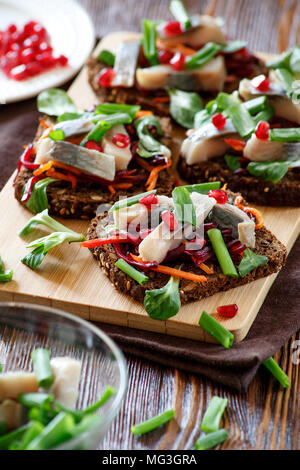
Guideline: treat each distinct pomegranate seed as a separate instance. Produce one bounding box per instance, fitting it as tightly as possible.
[32,24,47,40]
[26,61,43,76]
[161,210,179,231]
[38,42,53,53]
[158,49,174,64]
[7,24,17,35]
[56,54,68,66]
[251,74,270,92]
[139,193,158,209]
[255,121,270,140]
[164,21,183,36]
[98,67,115,87]
[208,189,228,204]
[23,21,38,36]
[217,304,238,318]
[112,133,130,148]
[20,47,36,64]
[36,52,55,68]
[85,140,103,152]
[10,64,28,80]
[170,52,185,71]
[211,113,226,130]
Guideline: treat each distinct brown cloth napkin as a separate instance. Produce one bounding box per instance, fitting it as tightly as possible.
[1,97,300,392]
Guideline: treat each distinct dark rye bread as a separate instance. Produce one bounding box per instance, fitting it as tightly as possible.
[178,155,300,207]
[14,117,175,220]
[86,54,267,117]
[86,193,287,305]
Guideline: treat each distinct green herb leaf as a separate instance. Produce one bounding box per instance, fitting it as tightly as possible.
[141,19,159,66]
[247,161,290,183]
[238,248,268,277]
[135,115,170,158]
[144,275,181,320]
[185,42,223,70]
[19,209,75,237]
[98,49,115,66]
[37,89,76,116]
[94,103,140,119]
[183,181,221,194]
[289,46,300,73]
[25,178,57,214]
[49,129,65,141]
[224,154,241,171]
[194,109,211,129]
[172,186,197,226]
[266,50,292,70]
[56,112,85,123]
[222,40,247,54]
[168,89,203,128]
[226,103,255,138]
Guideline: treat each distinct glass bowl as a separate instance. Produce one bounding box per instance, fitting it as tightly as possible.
[0,302,128,450]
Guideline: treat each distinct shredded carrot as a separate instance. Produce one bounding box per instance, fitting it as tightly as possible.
[41,124,54,139]
[135,156,154,172]
[108,185,116,194]
[130,254,207,283]
[46,168,77,190]
[33,160,83,177]
[198,263,214,275]
[40,119,50,129]
[33,161,55,176]
[136,110,153,119]
[146,160,171,191]
[221,183,228,191]
[156,40,196,56]
[153,96,170,103]
[109,183,133,190]
[234,195,264,229]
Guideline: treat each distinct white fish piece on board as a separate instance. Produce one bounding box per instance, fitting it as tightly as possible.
[243,133,300,162]
[111,41,140,87]
[102,124,132,171]
[212,203,255,248]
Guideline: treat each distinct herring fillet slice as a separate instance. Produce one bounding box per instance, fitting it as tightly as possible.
[35,139,116,181]
[111,41,140,88]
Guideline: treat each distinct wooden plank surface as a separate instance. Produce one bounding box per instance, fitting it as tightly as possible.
[0,0,299,450]
[1,33,299,344]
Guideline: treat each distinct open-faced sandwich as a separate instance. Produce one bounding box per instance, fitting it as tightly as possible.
[14,89,174,219]
[178,55,300,206]
[87,0,266,118]
[82,183,286,320]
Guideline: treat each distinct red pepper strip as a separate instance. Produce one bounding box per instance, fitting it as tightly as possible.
[81,232,140,248]
[113,244,158,272]
[224,138,246,152]
[18,144,39,171]
[21,175,43,203]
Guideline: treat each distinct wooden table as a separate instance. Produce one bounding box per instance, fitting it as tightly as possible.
[1,0,299,450]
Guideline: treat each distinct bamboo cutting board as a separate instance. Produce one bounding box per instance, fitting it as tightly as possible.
[0,32,300,343]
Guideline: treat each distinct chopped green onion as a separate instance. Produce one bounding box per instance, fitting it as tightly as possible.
[131,409,175,435]
[253,105,274,125]
[185,42,223,70]
[172,186,197,226]
[194,109,211,128]
[98,49,115,66]
[224,154,241,171]
[18,421,44,449]
[201,396,228,433]
[274,68,294,95]
[244,96,267,115]
[216,92,241,111]
[68,414,102,440]
[183,182,221,194]
[207,228,238,278]
[26,412,75,450]
[115,259,149,285]
[141,19,159,66]
[0,270,13,283]
[18,393,55,409]
[226,104,255,138]
[109,190,157,212]
[94,103,140,119]
[199,311,234,349]
[169,0,191,29]
[263,357,290,388]
[49,129,65,141]
[270,127,300,142]
[31,348,53,388]
[195,429,228,450]
[0,422,7,436]
[80,113,132,146]
[82,386,116,415]
[222,40,247,54]
[0,423,31,450]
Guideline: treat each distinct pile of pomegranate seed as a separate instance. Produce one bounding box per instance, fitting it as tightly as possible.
[255,120,270,140]
[112,133,131,148]
[208,189,228,204]
[161,210,179,231]
[98,67,115,87]
[251,74,270,92]
[217,304,238,318]
[211,113,226,130]
[0,21,68,81]
[164,21,183,36]
[139,193,159,209]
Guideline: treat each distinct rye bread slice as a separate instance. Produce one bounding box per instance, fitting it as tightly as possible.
[14,117,175,219]
[178,155,300,207]
[86,191,287,305]
[86,53,267,117]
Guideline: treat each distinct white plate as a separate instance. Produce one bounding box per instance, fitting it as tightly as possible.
[0,0,95,104]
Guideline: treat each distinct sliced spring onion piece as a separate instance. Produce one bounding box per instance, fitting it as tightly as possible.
[169,0,191,29]
[195,429,228,450]
[31,348,53,388]
[194,109,211,128]
[109,190,157,212]
[222,40,247,54]
[183,182,221,194]
[216,91,241,111]
[26,412,75,450]
[141,19,159,66]
[98,49,115,66]
[94,103,140,119]
[0,423,31,450]
[274,67,294,95]
[201,396,228,433]
[207,229,238,278]
[18,421,44,449]
[199,311,234,349]
[115,259,149,285]
[185,42,223,70]
[131,409,175,435]
[263,357,290,388]
[253,105,274,125]
[48,129,65,141]
[244,96,267,115]
[80,112,132,146]
[226,104,255,138]
[270,127,300,142]
[18,393,54,409]
[172,186,197,226]
[0,270,13,282]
